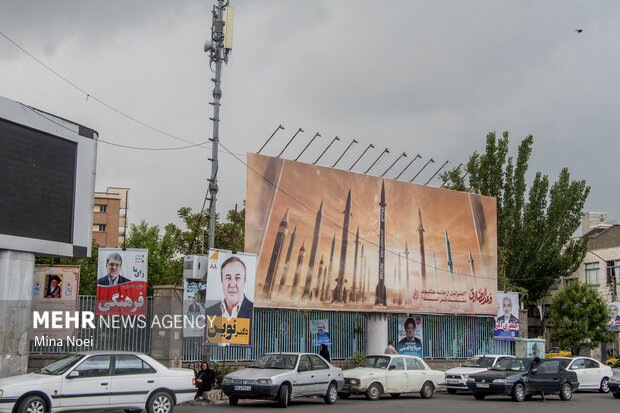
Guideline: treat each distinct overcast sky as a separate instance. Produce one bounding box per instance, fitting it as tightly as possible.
[1,0,619,234]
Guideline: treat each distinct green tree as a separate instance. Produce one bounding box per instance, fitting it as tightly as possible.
[549,280,614,352]
[441,131,590,304]
[125,220,181,295]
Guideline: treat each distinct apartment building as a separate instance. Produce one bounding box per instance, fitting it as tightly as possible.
[92,187,130,248]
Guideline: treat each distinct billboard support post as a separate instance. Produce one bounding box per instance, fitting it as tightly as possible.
[366,313,389,354]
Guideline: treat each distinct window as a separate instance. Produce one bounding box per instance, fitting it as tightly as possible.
[585,262,599,285]
[73,355,111,377]
[309,355,329,370]
[571,359,586,370]
[564,278,578,287]
[298,355,312,371]
[389,358,405,371]
[405,358,422,370]
[114,355,156,375]
[99,205,107,212]
[98,224,106,232]
[585,359,599,369]
[607,260,620,286]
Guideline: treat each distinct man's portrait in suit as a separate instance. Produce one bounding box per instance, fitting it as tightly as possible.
[497,296,519,324]
[205,256,253,320]
[609,304,620,322]
[97,252,131,286]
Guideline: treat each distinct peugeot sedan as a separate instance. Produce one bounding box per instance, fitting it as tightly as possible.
[441,354,514,393]
[555,356,613,392]
[221,352,344,408]
[0,351,195,413]
[339,354,444,400]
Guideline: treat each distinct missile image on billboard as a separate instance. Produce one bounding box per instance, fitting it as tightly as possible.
[245,153,497,315]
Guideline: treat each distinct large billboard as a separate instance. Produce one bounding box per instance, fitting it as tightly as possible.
[96,248,148,316]
[204,249,256,347]
[246,154,497,315]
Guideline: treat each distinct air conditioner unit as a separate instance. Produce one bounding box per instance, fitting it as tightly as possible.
[183,255,209,280]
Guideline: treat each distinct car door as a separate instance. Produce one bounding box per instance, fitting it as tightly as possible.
[404,357,425,392]
[530,359,561,394]
[385,357,407,393]
[60,355,111,409]
[110,355,158,407]
[309,355,332,395]
[294,355,314,397]
[584,358,603,388]
[570,358,590,387]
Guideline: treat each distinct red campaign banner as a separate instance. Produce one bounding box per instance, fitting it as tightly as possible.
[96,281,147,315]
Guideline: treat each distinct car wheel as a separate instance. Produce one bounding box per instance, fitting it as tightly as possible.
[390,393,401,398]
[613,392,620,399]
[447,388,457,394]
[600,377,610,393]
[420,381,434,399]
[147,391,174,413]
[17,395,47,413]
[511,382,525,402]
[229,397,239,406]
[324,382,338,404]
[365,383,382,401]
[338,392,351,399]
[473,392,486,400]
[560,383,572,401]
[278,384,289,408]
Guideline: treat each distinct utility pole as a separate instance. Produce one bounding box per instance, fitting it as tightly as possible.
[204,0,233,249]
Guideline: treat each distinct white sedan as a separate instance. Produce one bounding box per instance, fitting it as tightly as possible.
[340,354,445,400]
[0,351,195,413]
[555,356,614,392]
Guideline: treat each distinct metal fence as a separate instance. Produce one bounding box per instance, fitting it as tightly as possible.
[30,295,153,354]
[29,296,513,361]
[185,309,514,362]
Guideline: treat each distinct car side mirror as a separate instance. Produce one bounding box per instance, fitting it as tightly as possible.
[389,365,397,370]
[298,366,308,372]
[67,370,80,378]
[570,365,577,370]
[531,368,537,374]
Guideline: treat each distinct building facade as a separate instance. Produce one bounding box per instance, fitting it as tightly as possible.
[92,187,130,248]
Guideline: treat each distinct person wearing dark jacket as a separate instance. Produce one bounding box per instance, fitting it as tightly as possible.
[195,362,216,400]
[320,344,331,362]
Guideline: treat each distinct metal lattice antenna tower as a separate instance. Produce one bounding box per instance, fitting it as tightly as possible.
[204,0,233,249]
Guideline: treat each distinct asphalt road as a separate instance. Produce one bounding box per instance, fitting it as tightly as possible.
[166,390,618,413]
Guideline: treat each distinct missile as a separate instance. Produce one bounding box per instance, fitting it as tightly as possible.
[290,240,306,295]
[277,225,297,294]
[375,180,387,305]
[301,201,324,299]
[263,209,289,299]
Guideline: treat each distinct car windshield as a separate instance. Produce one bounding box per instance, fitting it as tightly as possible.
[39,354,84,375]
[491,358,529,372]
[250,354,297,370]
[357,356,390,369]
[461,357,495,368]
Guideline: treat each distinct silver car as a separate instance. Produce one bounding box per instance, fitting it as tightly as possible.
[221,352,344,407]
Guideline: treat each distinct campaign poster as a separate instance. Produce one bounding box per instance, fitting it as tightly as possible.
[245,154,498,315]
[494,291,519,340]
[397,315,423,356]
[310,319,330,346]
[184,280,206,337]
[608,301,620,331]
[32,265,80,340]
[96,248,148,316]
[204,249,257,347]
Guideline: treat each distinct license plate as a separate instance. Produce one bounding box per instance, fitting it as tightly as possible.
[476,383,489,388]
[447,379,460,384]
[234,385,252,391]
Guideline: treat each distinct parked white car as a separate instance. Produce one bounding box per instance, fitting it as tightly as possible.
[339,354,445,400]
[554,356,614,392]
[221,352,344,408]
[441,354,515,393]
[0,351,195,413]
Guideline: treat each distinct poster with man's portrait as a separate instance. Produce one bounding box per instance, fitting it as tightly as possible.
[397,315,423,356]
[184,280,206,337]
[96,248,148,316]
[608,301,620,331]
[204,249,257,347]
[494,292,519,340]
[31,265,80,340]
[311,319,330,346]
